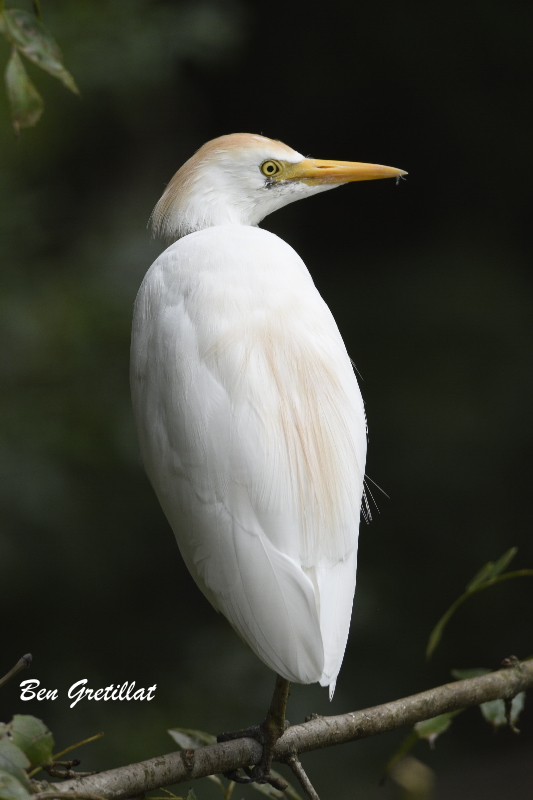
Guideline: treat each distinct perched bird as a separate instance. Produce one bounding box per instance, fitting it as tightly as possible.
[130,134,405,779]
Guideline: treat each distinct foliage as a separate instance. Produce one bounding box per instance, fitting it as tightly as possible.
[381,549,533,791]
[0,716,53,800]
[383,710,462,782]
[426,548,533,660]
[0,714,107,800]
[389,756,435,800]
[451,668,526,731]
[0,2,78,132]
[383,674,527,787]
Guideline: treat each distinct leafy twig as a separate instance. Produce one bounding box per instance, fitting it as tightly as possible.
[426,548,533,659]
[382,710,463,782]
[29,732,104,778]
[52,733,105,762]
[0,4,79,132]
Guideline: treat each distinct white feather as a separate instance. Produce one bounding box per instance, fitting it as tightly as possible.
[131,224,366,691]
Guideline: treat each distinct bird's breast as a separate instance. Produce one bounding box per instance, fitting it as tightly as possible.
[132,225,366,565]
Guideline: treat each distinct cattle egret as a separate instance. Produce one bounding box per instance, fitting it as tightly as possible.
[130,133,405,782]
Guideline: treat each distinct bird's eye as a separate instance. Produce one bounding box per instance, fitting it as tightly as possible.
[260,160,281,177]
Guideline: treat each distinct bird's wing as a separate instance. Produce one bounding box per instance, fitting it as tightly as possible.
[131,225,366,687]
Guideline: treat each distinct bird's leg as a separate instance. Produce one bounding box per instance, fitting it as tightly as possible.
[217,674,291,785]
[253,673,291,782]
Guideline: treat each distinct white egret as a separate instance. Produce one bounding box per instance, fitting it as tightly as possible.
[130,134,405,782]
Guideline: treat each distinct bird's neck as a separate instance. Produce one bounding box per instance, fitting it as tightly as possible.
[152,174,264,240]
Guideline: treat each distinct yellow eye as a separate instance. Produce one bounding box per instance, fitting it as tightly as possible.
[260,160,281,177]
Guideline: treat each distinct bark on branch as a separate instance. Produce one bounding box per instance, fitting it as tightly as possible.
[46,659,533,800]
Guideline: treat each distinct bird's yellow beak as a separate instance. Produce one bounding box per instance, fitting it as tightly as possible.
[281,158,407,185]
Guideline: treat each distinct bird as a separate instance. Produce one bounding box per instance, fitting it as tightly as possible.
[130,133,405,781]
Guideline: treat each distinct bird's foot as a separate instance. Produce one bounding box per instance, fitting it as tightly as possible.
[217,718,290,787]
[217,674,291,786]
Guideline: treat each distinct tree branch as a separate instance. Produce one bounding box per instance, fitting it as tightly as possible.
[0,653,32,690]
[45,659,533,800]
[287,755,321,800]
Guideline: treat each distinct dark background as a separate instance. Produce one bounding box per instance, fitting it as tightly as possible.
[1,0,532,797]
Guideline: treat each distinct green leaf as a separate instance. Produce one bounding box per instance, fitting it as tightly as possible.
[0,742,30,789]
[414,711,459,749]
[451,667,491,680]
[7,716,54,768]
[465,561,496,592]
[185,791,198,800]
[480,699,506,728]
[508,692,526,725]
[490,547,518,578]
[2,9,79,94]
[466,548,518,591]
[0,770,32,800]
[467,548,518,591]
[168,727,216,749]
[390,756,435,800]
[4,47,44,132]
[383,712,461,785]
[480,692,525,730]
[451,668,525,730]
[205,774,224,788]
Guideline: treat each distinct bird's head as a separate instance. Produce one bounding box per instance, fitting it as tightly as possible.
[151,133,406,240]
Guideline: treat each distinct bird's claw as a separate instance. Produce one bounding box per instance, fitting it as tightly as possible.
[217,719,289,786]
[221,767,254,784]
[217,723,266,745]
[222,766,288,790]
[218,724,265,783]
